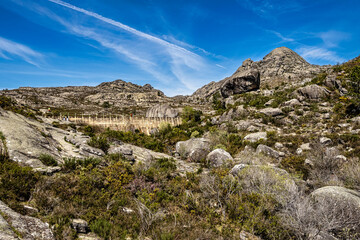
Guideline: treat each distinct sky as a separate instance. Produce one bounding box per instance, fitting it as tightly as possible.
[0,0,359,96]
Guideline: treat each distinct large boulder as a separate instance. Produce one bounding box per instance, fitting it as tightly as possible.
[206,149,233,167]
[176,138,211,162]
[259,108,283,117]
[244,132,267,143]
[256,144,281,159]
[145,104,179,118]
[311,186,360,209]
[230,164,297,202]
[0,200,54,239]
[294,84,330,100]
[220,69,260,98]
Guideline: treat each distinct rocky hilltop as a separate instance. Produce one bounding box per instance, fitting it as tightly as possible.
[1,79,169,114]
[192,47,329,99]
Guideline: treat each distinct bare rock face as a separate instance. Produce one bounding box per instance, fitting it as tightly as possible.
[220,70,260,98]
[192,47,329,99]
[0,109,104,170]
[294,84,330,100]
[0,200,54,239]
[192,68,260,99]
[145,104,179,118]
[253,47,326,82]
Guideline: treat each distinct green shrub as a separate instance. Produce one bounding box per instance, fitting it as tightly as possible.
[310,72,327,85]
[280,155,309,179]
[0,159,40,211]
[181,106,202,123]
[62,157,101,171]
[212,92,226,113]
[38,154,58,166]
[154,158,177,172]
[88,136,110,153]
[90,219,112,239]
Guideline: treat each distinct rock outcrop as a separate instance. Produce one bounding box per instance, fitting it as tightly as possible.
[311,186,360,209]
[206,148,233,167]
[192,68,260,99]
[0,109,104,171]
[176,138,212,162]
[145,104,179,118]
[192,47,329,99]
[294,84,330,100]
[0,200,54,239]
[219,70,260,98]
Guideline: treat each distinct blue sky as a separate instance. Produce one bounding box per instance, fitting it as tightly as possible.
[0,0,359,96]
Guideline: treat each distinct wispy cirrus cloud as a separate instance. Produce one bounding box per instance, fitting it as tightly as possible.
[43,0,215,93]
[318,30,350,48]
[267,30,295,43]
[0,36,43,67]
[237,0,302,18]
[296,46,345,64]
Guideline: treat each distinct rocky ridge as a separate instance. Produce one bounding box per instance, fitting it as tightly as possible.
[192,47,329,99]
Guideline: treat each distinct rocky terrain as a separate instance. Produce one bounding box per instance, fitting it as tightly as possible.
[0,47,359,239]
[192,47,329,100]
[0,80,171,115]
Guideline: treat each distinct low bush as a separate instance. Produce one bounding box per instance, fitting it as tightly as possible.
[0,158,40,212]
[38,154,58,166]
[88,136,110,153]
[62,157,101,172]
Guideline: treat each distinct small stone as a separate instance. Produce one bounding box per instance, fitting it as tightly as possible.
[71,219,89,233]
[274,142,284,149]
[300,143,311,151]
[335,155,347,163]
[296,148,303,155]
[122,207,134,214]
[320,137,332,145]
[264,99,274,107]
[338,123,350,128]
[304,159,314,167]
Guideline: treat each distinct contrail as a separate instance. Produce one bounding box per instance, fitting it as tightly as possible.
[47,0,199,57]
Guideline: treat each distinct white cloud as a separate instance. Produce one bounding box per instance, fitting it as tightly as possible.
[318,30,350,48]
[0,36,42,67]
[47,0,199,60]
[297,46,345,64]
[43,0,219,94]
[267,30,295,42]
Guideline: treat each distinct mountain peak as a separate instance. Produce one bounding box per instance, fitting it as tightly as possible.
[262,47,309,65]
